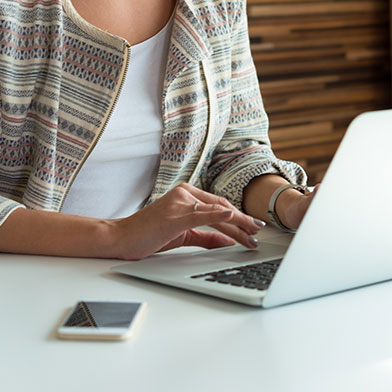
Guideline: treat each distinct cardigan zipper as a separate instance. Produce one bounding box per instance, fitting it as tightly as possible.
[189,58,216,184]
[59,42,131,212]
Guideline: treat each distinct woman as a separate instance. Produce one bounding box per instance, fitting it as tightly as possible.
[0,0,316,260]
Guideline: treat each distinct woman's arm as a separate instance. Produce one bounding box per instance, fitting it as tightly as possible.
[0,184,266,260]
[243,174,318,231]
[201,1,307,212]
[0,207,115,258]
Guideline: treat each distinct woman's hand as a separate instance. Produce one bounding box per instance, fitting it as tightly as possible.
[243,174,320,233]
[277,185,320,230]
[110,183,266,260]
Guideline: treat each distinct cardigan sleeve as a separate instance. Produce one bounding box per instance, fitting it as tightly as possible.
[0,196,25,227]
[201,0,307,210]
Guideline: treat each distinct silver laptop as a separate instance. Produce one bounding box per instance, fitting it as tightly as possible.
[112,109,392,307]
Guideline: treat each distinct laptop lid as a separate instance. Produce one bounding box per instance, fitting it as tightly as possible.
[112,109,392,307]
[263,109,392,307]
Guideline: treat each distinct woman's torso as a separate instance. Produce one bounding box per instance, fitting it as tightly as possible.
[61,11,174,218]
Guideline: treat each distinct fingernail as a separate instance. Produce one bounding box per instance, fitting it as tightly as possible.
[254,218,266,228]
[221,210,232,217]
[248,236,259,247]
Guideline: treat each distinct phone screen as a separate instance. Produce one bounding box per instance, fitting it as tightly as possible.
[63,301,142,328]
[58,301,145,340]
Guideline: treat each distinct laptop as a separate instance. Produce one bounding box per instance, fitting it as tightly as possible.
[112,109,392,307]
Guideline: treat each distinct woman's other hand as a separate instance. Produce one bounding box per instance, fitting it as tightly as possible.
[243,174,320,232]
[277,184,320,231]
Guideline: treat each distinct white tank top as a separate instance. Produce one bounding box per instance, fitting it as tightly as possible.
[62,20,172,219]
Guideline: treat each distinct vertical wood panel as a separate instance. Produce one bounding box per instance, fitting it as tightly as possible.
[247,0,391,183]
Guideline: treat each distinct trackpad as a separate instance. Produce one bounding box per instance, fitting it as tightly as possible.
[196,242,287,263]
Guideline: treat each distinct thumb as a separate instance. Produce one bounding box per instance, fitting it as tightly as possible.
[183,229,236,249]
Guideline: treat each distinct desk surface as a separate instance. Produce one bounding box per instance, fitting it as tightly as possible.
[2,227,392,392]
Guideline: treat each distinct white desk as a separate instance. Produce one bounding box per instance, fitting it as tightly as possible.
[2,227,392,392]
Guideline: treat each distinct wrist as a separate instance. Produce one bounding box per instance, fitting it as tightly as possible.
[268,184,308,232]
[92,218,122,259]
[275,189,304,230]
[100,217,147,260]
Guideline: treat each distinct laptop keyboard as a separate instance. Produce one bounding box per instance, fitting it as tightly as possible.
[190,259,282,291]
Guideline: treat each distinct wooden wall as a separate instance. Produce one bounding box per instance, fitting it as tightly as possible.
[247,0,391,184]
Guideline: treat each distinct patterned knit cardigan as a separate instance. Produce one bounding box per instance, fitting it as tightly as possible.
[0,0,306,225]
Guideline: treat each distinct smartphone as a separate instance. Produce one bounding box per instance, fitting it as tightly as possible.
[57,300,146,341]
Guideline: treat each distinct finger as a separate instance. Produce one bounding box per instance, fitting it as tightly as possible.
[183,187,265,234]
[177,209,234,232]
[182,229,236,249]
[200,203,265,235]
[158,229,235,253]
[210,222,259,249]
[178,206,259,248]
[180,183,233,207]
